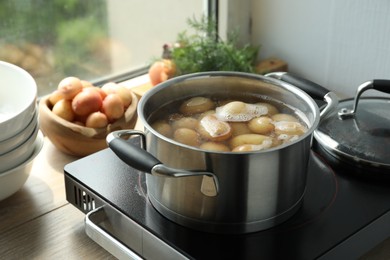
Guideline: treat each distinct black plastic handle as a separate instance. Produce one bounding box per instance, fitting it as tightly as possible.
[108,137,161,174]
[280,73,330,100]
[372,79,390,94]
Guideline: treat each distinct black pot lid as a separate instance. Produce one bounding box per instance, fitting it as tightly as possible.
[314,80,390,169]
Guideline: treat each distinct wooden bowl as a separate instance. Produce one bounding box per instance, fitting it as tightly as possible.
[38,91,138,157]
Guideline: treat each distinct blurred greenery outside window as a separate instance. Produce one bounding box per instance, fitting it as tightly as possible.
[0,0,205,96]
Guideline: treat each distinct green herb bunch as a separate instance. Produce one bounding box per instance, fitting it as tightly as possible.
[170,16,260,75]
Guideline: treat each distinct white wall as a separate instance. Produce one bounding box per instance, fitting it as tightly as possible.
[251,0,390,97]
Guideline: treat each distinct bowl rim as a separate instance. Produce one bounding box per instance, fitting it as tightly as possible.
[0,110,38,155]
[0,131,44,177]
[0,61,37,139]
[0,124,40,172]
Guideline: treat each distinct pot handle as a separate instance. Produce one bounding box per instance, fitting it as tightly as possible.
[107,130,160,173]
[266,72,339,119]
[106,130,219,196]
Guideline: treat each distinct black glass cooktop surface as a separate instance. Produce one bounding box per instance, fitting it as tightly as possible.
[64,140,390,260]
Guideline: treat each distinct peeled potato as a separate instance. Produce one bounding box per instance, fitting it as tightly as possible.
[148,96,307,152]
[197,114,232,142]
[152,120,173,137]
[230,122,252,136]
[274,121,307,135]
[256,102,279,116]
[179,97,215,116]
[173,128,199,146]
[232,140,273,152]
[200,142,230,152]
[171,117,198,130]
[248,116,275,134]
[229,134,272,149]
[215,101,268,122]
[272,113,299,122]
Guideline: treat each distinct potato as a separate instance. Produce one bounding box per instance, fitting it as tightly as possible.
[173,128,199,146]
[49,90,65,106]
[81,80,94,88]
[197,114,232,142]
[72,88,103,116]
[94,87,108,100]
[86,111,108,128]
[248,116,275,134]
[274,121,307,136]
[179,97,215,116]
[101,82,118,95]
[102,82,133,108]
[101,93,124,122]
[171,117,198,130]
[57,76,83,100]
[256,102,279,116]
[198,110,216,119]
[168,113,184,122]
[232,141,273,152]
[152,120,173,137]
[115,86,133,108]
[200,142,230,152]
[272,113,299,122]
[52,99,75,122]
[229,134,272,149]
[230,122,252,136]
[149,95,307,152]
[215,101,268,122]
[217,101,246,117]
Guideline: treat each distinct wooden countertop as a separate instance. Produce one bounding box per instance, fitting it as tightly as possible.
[0,136,116,259]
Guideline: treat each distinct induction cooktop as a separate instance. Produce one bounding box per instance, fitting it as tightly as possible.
[64,138,390,260]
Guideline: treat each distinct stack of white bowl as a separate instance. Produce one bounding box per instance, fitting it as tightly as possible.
[0,61,44,201]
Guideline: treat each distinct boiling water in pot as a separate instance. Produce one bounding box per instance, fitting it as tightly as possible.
[148,95,309,153]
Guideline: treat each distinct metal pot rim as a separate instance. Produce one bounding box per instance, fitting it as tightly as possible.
[138,71,321,154]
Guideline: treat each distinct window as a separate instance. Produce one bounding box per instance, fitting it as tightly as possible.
[0,0,207,96]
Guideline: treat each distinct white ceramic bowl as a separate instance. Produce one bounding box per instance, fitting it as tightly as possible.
[0,61,37,142]
[0,110,38,155]
[0,123,39,172]
[0,131,43,201]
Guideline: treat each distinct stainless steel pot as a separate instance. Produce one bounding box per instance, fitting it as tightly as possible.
[107,71,338,234]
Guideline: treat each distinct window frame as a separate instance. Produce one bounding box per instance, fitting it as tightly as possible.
[92,0,222,88]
